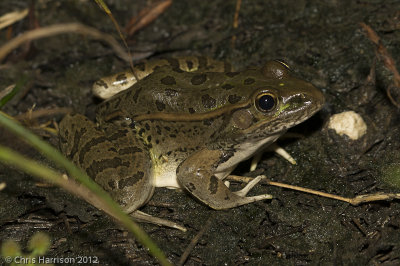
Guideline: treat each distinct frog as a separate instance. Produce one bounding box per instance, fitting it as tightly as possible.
[59,56,324,231]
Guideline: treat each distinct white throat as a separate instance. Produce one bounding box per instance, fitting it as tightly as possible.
[214,134,281,178]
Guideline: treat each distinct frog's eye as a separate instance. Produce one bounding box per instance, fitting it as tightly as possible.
[255,93,276,112]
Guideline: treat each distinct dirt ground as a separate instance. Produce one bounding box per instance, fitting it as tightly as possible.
[1,0,400,265]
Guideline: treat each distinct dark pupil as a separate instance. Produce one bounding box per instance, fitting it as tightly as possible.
[258,95,275,111]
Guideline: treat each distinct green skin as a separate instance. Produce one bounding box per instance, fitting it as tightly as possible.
[59,57,324,227]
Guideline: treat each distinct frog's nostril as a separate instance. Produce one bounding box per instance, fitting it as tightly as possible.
[285,93,307,105]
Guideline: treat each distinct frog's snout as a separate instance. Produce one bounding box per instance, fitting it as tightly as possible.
[309,84,325,108]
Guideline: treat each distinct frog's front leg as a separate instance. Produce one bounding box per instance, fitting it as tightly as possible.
[177,149,272,210]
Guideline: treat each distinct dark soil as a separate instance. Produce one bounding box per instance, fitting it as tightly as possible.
[1,0,400,265]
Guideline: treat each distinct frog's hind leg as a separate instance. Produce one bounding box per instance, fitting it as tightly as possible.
[60,114,186,230]
[177,149,272,210]
[59,114,153,213]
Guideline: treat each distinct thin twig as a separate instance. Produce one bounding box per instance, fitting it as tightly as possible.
[126,0,172,36]
[179,216,213,266]
[227,175,400,205]
[231,0,242,48]
[0,8,28,30]
[360,22,400,108]
[15,107,72,120]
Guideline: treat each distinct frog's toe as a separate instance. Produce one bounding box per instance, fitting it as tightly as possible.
[250,143,296,172]
[250,152,263,172]
[240,193,273,202]
[272,144,296,165]
[232,175,272,204]
[234,175,266,197]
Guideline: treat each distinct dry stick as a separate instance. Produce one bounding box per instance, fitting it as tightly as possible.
[228,175,400,206]
[360,22,400,108]
[126,0,172,36]
[94,0,136,78]
[0,8,29,30]
[233,0,242,29]
[178,216,214,266]
[15,107,72,120]
[0,23,131,62]
[231,0,242,48]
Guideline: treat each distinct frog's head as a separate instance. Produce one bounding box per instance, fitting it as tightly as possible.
[226,61,324,142]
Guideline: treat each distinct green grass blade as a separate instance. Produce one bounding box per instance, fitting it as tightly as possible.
[0,76,26,109]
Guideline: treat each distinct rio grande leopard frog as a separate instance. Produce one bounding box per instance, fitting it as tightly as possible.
[59,57,324,230]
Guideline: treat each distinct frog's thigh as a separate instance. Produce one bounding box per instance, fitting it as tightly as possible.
[59,114,153,213]
[177,149,272,210]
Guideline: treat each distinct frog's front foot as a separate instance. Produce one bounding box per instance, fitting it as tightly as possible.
[177,150,272,210]
[250,143,296,171]
[233,175,271,198]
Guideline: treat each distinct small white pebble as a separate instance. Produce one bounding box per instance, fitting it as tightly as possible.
[328,111,367,140]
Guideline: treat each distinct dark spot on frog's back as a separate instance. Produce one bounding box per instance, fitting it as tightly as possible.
[191,74,207,85]
[95,79,108,89]
[243,78,255,85]
[186,60,194,70]
[221,84,234,90]
[225,72,239,78]
[138,128,145,136]
[160,75,176,85]
[165,58,180,69]
[201,94,216,109]
[228,94,242,104]
[155,100,165,111]
[156,125,161,134]
[116,73,128,85]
